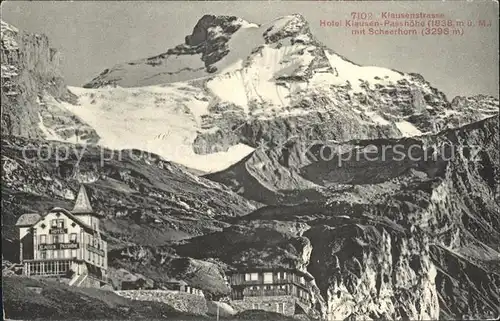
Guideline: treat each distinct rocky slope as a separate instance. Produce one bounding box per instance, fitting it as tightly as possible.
[3,116,497,320]
[3,276,298,320]
[168,116,500,320]
[1,135,259,297]
[2,14,499,321]
[2,276,199,320]
[1,137,257,252]
[205,93,498,204]
[1,20,98,143]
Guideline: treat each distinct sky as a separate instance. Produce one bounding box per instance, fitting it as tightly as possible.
[1,0,498,99]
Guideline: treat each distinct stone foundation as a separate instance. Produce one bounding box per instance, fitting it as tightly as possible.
[231,295,298,316]
[114,290,208,315]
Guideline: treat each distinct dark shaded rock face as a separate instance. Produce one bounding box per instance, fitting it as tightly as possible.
[108,246,231,299]
[172,14,243,70]
[205,93,498,205]
[186,14,239,46]
[1,21,98,142]
[185,14,241,68]
[174,116,500,320]
[85,15,244,88]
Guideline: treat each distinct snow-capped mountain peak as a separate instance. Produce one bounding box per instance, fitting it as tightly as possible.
[262,13,313,44]
[2,17,497,174]
[83,14,325,89]
[83,14,262,88]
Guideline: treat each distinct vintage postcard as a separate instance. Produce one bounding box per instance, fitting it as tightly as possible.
[1,0,498,320]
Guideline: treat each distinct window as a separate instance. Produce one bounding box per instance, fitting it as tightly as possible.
[277,303,285,313]
[53,250,58,259]
[57,219,64,228]
[88,250,91,260]
[70,233,77,243]
[53,235,60,244]
[252,303,260,309]
[71,250,77,258]
[300,276,305,284]
[40,235,46,244]
[263,272,273,284]
[51,219,57,227]
[40,251,47,259]
[283,272,287,279]
[245,273,259,281]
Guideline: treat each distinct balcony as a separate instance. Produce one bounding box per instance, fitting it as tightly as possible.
[231,287,310,303]
[24,259,107,282]
[23,259,75,277]
[244,288,290,297]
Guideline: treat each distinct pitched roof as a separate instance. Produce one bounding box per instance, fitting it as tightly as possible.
[72,185,94,214]
[16,207,109,241]
[15,213,42,227]
[50,207,109,241]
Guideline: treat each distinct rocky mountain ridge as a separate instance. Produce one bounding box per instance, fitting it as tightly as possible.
[3,116,498,319]
[170,116,500,319]
[84,14,259,87]
[205,93,499,205]
[40,14,499,175]
[1,14,499,321]
[1,20,98,143]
